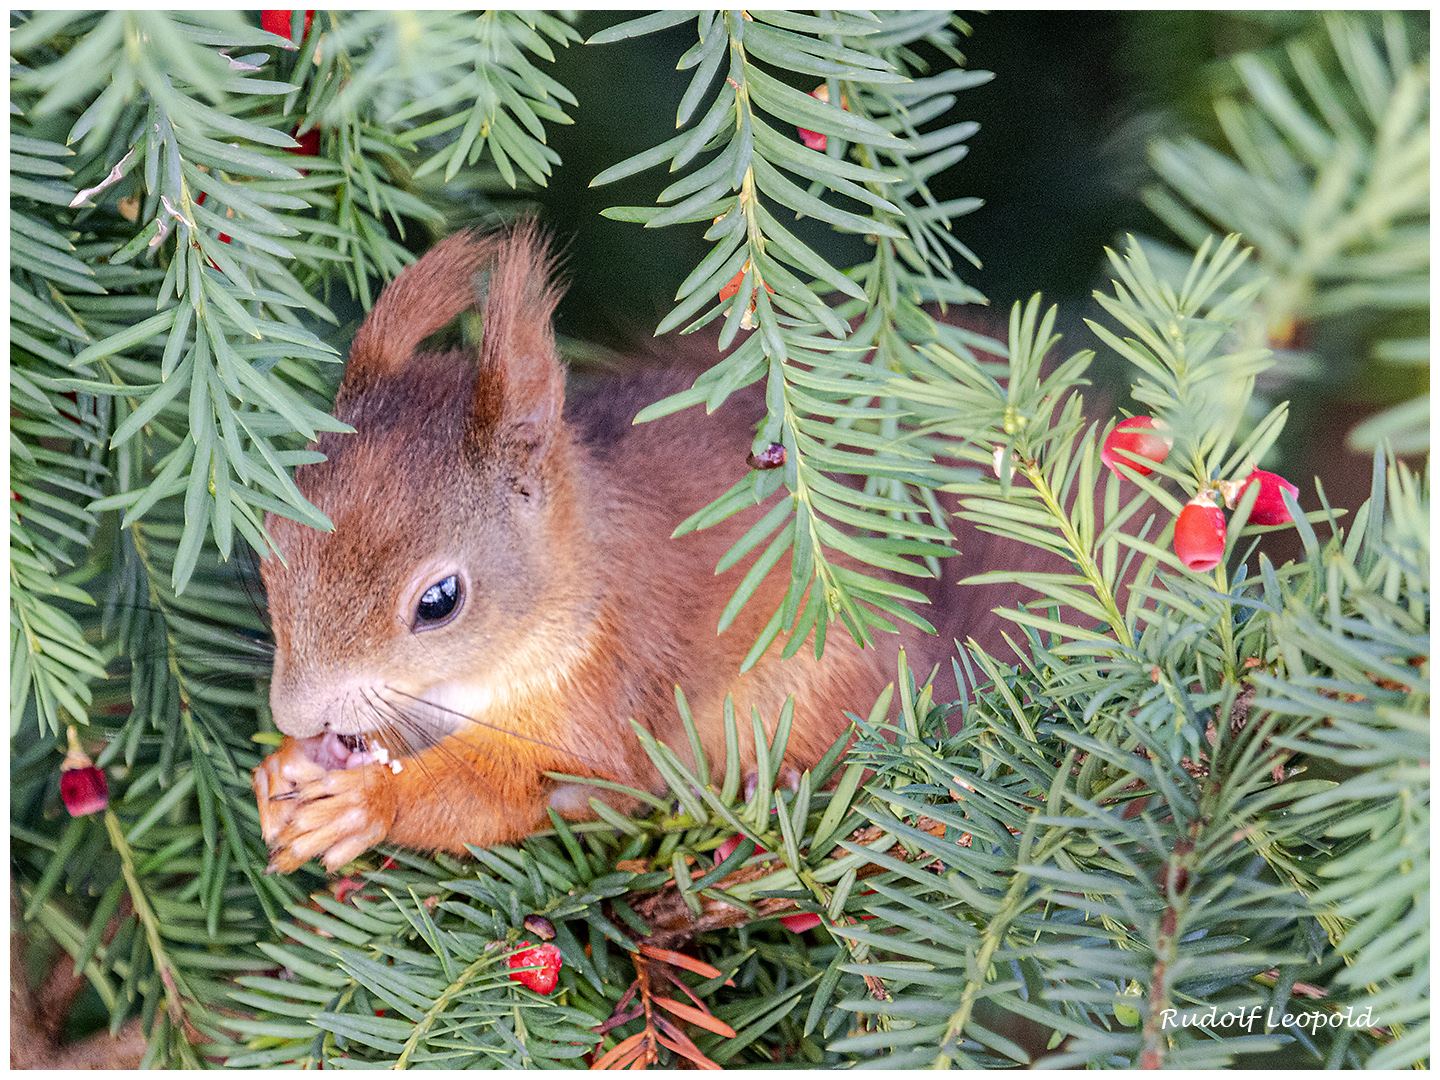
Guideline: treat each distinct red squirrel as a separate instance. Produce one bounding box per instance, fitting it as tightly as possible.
[253,224,1024,873]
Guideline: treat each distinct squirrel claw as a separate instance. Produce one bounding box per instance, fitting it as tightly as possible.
[254,743,396,874]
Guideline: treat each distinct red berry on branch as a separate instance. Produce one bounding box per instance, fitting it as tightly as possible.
[719,260,776,332]
[1100,416,1171,478]
[61,768,108,817]
[60,727,108,817]
[714,833,768,865]
[798,125,826,152]
[714,835,739,864]
[261,10,314,43]
[1173,496,1227,572]
[194,191,231,245]
[283,123,323,178]
[797,83,847,152]
[332,876,367,904]
[507,941,563,995]
[719,260,775,304]
[291,126,321,158]
[780,912,822,933]
[719,269,745,303]
[1236,469,1300,525]
[780,909,878,933]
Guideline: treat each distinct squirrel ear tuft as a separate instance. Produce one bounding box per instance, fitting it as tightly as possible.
[469,221,566,459]
[340,230,499,402]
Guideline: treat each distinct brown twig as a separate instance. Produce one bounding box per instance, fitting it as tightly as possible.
[590,944,737,1069]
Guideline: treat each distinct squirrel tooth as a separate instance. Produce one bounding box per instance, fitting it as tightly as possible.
[390,760,404,774]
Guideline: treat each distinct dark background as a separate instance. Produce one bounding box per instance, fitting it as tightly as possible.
[492,10,1424,532]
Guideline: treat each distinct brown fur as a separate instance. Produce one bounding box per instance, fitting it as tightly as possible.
[252,226,1062,872]
[254,225,915,872]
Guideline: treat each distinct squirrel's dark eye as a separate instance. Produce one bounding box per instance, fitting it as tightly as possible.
[415,575,461,627]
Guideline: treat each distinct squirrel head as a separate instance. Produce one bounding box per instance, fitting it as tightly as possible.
[261,225,594,743]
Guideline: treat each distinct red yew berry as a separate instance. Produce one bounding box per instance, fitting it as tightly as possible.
[1101,416,1171,478]
[714,834,768,866]
[714,835,739,864]
[332,876,368,904]
[780,912,822,933]
[507,941,563,995]
[194,191,231,245]
[719,260,775,303]
[719,269,746,302]
[1173,496,1227,572]
[60,727,108,817]
[797,83,847,152]
[61,768,108,817]
[291,126,321,158]
[780,909,878,933]
[283,123,323,178]
[1236,469,1300,526]
[718,260,776,331]
[262,10,314,43]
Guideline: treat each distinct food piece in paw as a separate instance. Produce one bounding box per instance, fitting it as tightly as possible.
[338,733,396,770]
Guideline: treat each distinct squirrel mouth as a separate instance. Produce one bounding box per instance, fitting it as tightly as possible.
[308,731,404,774]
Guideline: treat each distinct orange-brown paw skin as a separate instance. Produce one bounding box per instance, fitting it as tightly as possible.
[254,746,396,874]
[253,740,324,848]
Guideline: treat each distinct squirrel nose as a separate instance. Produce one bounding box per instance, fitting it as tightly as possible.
[269,676,363,739]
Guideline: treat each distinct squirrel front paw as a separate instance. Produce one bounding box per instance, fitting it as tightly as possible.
[254,737,397,873]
